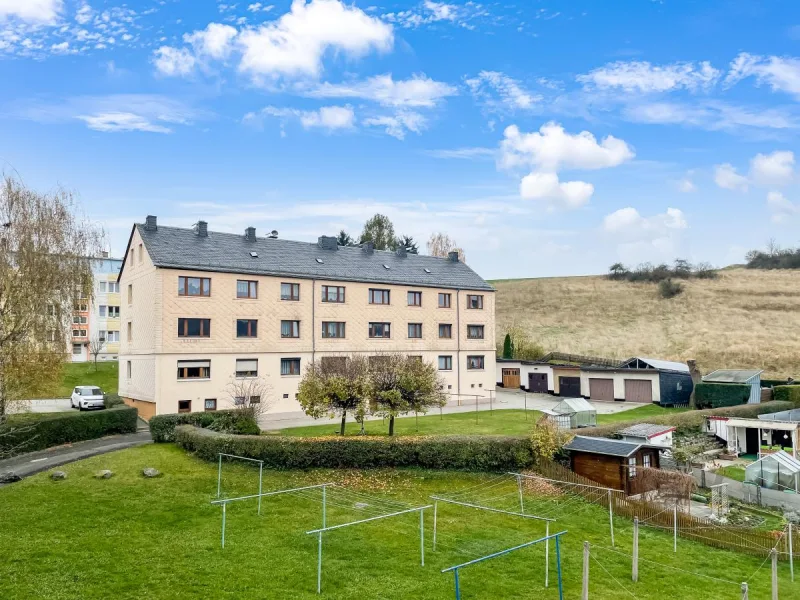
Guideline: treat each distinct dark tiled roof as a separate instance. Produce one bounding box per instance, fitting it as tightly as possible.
[134,224,494,291]
[564,435,645,458]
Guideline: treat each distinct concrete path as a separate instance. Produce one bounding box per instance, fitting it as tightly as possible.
[259,389,644,431]
[0,419,151,485]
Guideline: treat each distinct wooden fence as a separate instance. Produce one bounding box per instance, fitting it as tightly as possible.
[534,460,799,560]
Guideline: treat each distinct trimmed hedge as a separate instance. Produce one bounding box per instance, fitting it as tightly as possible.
[175,426,535,471]
[773,385,800,405]
[694,382,751,409]
[0,405,138,457]
[149,410,259,443]
[577,401,794,439]
[760,379,800,388]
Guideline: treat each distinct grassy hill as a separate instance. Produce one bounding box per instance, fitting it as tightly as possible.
[492,267,800,378]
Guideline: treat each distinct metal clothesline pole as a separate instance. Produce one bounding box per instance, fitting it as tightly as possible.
[430,496,554,522]
[545,521,550,588]
[217,454,222,499]
[258,463,263,516]
[433,500,438,551]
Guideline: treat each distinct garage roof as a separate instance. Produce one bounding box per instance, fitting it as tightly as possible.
[620,357,690,373]
[564,435,651,458]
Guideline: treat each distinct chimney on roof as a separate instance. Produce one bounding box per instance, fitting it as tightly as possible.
[396,246,407,258]
[317,236,338,251]
[195,221,208,238]
[362,241,374,255]
[245,227,256,242]
[268,230,278,239]
[144,215,157,231]
[448,251,459,263]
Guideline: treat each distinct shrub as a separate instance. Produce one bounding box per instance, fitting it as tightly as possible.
[694,382,750,409]
[175,426,535,471]
[773,385,800,406]
[658,279,684,299]
[0,406,138,457]
[103,393,124,409]
[576,401,793,439]
[149,410,258,443]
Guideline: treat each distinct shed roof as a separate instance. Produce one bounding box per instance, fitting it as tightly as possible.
[618,423,676,439]
[128,223,494,291]
[620,357,690,373]
[553,397,596,414]
[563,435,648,458]
[703,369,763,384]
[758,409,800,423]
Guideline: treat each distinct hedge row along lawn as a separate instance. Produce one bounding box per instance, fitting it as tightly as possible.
[275,405,685,437]
[1,444,797,599]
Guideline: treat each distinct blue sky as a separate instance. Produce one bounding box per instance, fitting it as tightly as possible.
[2,0,800,278]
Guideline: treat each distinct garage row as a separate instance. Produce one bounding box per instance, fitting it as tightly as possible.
[496,356,693,406]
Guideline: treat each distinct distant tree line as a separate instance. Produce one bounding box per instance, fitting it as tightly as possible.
[608,259,718,283]
[745,240,800,270]
[335,213,466,262]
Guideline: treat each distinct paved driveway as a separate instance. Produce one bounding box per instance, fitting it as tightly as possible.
[7,399,73,414]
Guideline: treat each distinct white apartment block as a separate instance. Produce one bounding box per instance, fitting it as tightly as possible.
[70,255,123,362]
[118,217,496,419]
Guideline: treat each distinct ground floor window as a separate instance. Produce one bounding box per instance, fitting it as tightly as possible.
[467,355,485,370]
[235,359,258,378]
[178,400,191,413]
[72,344,82,355]
[438,355,452,371]
[204,399,217,411]
[628,457,637,478]
[281,358,301,376]
[177,360,211,379]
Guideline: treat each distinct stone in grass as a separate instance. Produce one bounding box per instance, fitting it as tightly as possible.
[51,471,67,481]
[95,470,114,479]
[0,471,22,484]
[142,467,161,478]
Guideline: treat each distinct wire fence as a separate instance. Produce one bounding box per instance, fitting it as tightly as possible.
[535,460,800,560]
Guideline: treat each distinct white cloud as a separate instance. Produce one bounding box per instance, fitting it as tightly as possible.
[750,150,794,186]
[0,0,62,23]
[247,3,273,11]
[308,74,456,107]
[363,111,426,140]
[424,147,496,160]
[603,207,687,238]
[624,100,798,132]
[184,23,238,60]
[766,190,800,223]
[153,46,196,77]
[714,163,749,192]
[74,1,92,25]
[724,52,800,98]
[677,178,696,193]
[520,171,594,209]
[578,60,720,93]
[500,122,634,172]
[77,112,173,133]
[383,1,478,29]
[237,0,393,80]
[245,104,355,132]
[465,71,541,112]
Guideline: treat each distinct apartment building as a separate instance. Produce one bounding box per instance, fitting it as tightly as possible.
[118,216,496,419]
[70,255,123,362]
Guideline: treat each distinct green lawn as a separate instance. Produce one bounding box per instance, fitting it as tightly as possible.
[53,361,118,397]
[715,465,747,482]
[1,444,796,599]
[277,404,687,437]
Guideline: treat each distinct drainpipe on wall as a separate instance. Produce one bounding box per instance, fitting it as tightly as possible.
[311,279,316,364]
[456,289,461,401]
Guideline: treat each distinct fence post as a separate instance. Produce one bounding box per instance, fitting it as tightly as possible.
[582,541,589,600]
[608,490,615,547]
[673,504,678,553]
[741,582,748,600]
[632,517,639,583]
[790,521,794,583]
[771,548,778,600]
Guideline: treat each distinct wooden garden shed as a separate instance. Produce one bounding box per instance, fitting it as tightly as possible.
[563,435,662,495]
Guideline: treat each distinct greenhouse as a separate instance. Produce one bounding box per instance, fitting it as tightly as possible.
[744,450,800,493]
[551,397,597,429]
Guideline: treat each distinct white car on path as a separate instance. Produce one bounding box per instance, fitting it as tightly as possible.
[70,386,105,411]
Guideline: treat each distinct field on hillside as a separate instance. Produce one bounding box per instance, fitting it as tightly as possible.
[493,267,800,378]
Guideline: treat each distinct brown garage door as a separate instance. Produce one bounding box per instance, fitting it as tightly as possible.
[502,369,520,389]
[589,378,615,401]
[624,379,653,403]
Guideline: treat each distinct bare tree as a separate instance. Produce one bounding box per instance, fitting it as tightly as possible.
[225,376,275,422]
[426,232,466,263]
[0,176,103,423]
[88,334,105,371]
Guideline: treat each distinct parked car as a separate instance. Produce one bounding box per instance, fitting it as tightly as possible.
[70,386,105,411]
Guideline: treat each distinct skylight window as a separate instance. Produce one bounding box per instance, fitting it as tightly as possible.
[424,268,431,274]
[383,264,390,269]
[316,258,323,264]
[249,251,258,258]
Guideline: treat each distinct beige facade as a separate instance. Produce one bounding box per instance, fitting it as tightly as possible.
[118,226,496,417]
